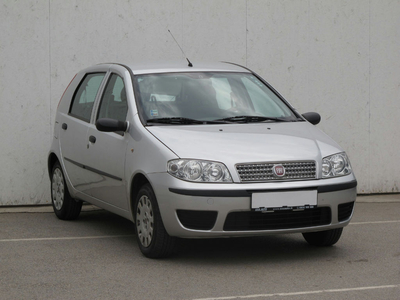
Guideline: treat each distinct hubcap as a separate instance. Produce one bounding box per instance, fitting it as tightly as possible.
[51,168,64,210]
[136,195,154,248]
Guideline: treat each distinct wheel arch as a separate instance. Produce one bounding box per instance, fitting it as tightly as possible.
[130,173,151,219]
[48,152,60,180]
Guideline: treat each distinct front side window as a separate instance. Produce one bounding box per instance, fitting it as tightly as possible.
[69,73,105,122]
[135,72,298,124]
[97,74,128,122]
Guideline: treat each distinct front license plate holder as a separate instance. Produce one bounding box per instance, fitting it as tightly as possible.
[251,190,317,212]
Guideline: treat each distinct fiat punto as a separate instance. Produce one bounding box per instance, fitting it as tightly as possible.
[48,61,357,258]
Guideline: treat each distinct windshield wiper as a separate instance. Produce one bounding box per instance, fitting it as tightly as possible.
[146,117,229,125]
[213,115,290,123]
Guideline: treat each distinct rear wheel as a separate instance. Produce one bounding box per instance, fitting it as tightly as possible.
[302,228,343,246]
[134,184,176,258]
[51,162,82,220]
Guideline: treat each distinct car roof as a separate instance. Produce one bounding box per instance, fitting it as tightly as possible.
[98,61,251,75]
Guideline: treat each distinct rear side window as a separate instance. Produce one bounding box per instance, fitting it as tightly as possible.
[69,73,106,122]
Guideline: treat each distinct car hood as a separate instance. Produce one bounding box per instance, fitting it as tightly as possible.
[146,122,343,167]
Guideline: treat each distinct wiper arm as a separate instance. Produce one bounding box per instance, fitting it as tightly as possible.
[146,117,229,125]
[213,115,290,123]
[147,117,203,125]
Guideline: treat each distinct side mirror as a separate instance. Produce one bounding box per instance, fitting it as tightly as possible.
[96,118,128,132]
[302,112,321,125]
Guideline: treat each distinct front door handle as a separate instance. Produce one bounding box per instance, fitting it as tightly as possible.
[89,135,96,143]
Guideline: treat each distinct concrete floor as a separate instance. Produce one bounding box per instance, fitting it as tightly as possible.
[0,194,399,300]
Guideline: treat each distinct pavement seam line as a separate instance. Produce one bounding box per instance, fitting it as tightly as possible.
[192,284,400,300]
[349,220,400,225]
[0,235,135,242]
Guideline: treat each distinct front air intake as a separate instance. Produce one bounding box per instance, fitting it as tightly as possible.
[177,210,218,230]
[224,208,331,231]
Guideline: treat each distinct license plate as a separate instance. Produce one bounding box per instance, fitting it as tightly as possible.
[251,190,317,212]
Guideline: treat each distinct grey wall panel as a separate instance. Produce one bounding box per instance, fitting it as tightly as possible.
[0,0,398,205]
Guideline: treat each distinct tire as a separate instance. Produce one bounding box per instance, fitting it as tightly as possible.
[51,162,82,220]
[302,228,343,246]
[134,184,176,258]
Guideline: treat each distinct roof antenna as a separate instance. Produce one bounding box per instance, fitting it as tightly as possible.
[168,29,193,67]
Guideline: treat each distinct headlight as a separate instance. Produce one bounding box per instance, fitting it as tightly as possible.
[168,159,233,182]
[322,152,352,178]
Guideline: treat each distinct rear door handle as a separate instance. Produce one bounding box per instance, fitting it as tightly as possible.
[62,123,68,130]
[89,135,96,143]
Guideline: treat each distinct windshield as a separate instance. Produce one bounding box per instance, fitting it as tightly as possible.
[134,72,298,125]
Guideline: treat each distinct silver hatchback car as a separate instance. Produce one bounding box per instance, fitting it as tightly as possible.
[48,61,357,258]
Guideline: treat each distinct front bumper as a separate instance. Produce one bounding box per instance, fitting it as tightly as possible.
[148,173,357,238]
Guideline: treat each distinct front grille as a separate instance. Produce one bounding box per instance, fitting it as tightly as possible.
[338,202,355,222]
[236,161,316,182]
[223,208,331,231]
[177,210,218,230]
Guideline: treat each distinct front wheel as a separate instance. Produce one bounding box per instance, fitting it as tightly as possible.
[51,162,82,220]
[134,184,176,258]
[302,228,343,246]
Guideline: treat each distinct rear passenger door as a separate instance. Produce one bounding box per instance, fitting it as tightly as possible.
[59,72,106,194]
[84,71,130,210]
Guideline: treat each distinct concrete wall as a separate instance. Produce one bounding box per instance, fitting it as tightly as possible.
[1,0,399,205]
